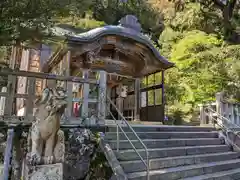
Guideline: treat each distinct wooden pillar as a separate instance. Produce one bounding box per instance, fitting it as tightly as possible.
[98,70,107,125]
[116,84,123,121]
[106,86,111,118]
[81,70,90,123]
[146,76,149,121]
[66,51,73,118]
[153,74,156,106]
[10,46,17,69]
[134,78,141,121]
[25,77,36,121]
[4,75,16,116]
[162,70,165,120]
[17,49,30,111]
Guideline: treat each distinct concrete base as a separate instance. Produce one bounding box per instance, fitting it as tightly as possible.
[23,163,63,180]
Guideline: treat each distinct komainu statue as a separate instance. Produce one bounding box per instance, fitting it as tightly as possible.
[27,87,67,165]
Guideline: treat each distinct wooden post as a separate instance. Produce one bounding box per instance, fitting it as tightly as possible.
[4,75,16,116]
[162,71,165,121]
[4,45,20,116]
[25,77,36,120]
[82,70,90,124]
[106,86,111,118]
[10,46,17,69]
[146,76,149,121]
[17,49,30,112]
[0,87,7,115]
[116,84,123,121]
[134,78,141,121]
[65,51,73,118]
[98,70,107,125]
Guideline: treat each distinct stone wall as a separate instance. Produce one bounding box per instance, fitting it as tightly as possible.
[0,128,112,180]
[64,128,112,180]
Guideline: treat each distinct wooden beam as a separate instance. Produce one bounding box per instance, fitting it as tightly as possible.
[0,92,39,99]
[0,71,98,84]
[81,70,90,122]
[127,84,163,95]
[0,116,106,128]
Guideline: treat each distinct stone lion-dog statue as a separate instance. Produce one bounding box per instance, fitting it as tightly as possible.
[27,87,68,165]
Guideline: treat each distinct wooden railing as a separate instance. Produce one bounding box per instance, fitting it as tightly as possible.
[199,92,240,126]
[0,70,100,125]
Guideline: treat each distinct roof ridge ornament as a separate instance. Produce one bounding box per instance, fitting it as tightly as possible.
[119,15,142,33]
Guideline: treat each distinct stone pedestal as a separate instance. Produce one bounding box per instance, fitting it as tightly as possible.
[23,163,63,180]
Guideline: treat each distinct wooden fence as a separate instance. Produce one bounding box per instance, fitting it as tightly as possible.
[0,70,100,125]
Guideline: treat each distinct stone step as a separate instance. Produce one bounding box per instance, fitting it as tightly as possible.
[107,125,216,132]
[105,131,219,140]
[120,152,240,173]
[108,138,224,150]
[127,159,240,180]
[115,145,231,161]
[182,167,240,180]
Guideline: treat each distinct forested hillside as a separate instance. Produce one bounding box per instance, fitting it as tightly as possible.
[0,0,240,123]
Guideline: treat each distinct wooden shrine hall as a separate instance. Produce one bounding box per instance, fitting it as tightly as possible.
[12,15,174,123]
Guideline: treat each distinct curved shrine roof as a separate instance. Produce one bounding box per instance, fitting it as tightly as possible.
[65,16,174,70]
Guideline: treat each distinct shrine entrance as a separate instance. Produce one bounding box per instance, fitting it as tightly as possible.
[41,15,174,123]
[0,15,174,180]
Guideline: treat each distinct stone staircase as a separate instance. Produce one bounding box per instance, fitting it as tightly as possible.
[105,125,240,180]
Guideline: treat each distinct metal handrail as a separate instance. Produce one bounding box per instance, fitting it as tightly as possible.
[205,107,240,151]
[205,107,240,129]
[106,96,150,180]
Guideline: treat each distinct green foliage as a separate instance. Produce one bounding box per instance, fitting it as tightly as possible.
[92,0,160,28]
[1,0,239,122]
[87,133,112,180]
[154,1,240,121]
[171,3,204,31]
[0,47,7,62]
[0,0,95,45]
[171,31,222,68]
[87,147,112,179]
